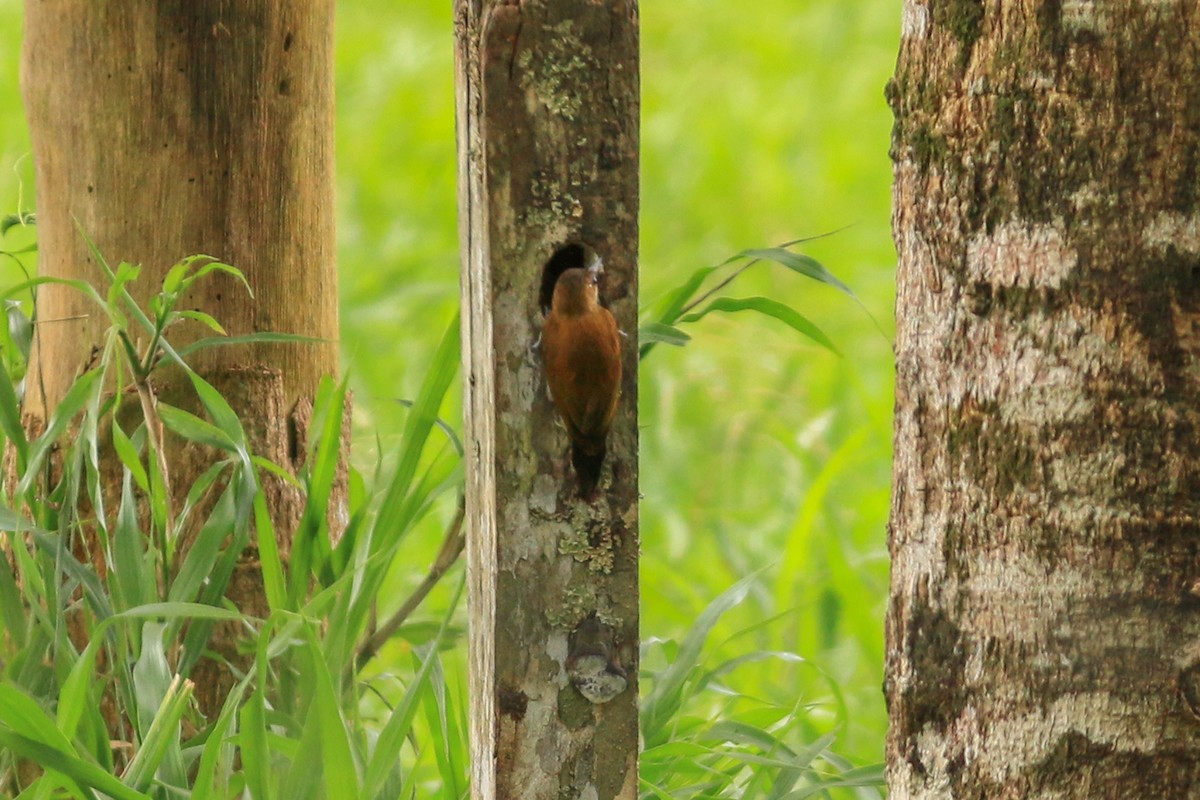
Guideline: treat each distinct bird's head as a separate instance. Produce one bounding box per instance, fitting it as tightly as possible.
[551,267,600,317]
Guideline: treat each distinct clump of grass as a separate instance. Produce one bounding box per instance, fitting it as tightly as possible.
[0,224,467,798]
[639,571,883,799]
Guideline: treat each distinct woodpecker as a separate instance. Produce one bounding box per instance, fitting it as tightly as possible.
[541,266,621,499]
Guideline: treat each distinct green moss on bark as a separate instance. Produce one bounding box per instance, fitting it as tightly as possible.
[934,0,984,66]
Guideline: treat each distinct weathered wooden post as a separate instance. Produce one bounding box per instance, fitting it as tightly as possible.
[455,1,640,798]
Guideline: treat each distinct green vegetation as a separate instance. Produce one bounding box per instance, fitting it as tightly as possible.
[0,0,897,796]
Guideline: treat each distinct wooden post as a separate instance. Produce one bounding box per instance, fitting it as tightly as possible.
[455,2,640,798]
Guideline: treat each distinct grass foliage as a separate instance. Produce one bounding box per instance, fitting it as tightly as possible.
[0,247,469,797]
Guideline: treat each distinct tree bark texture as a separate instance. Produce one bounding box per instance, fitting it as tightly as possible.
[887,1,1200,797]
[456,2,640,798]
[21,1,341,715]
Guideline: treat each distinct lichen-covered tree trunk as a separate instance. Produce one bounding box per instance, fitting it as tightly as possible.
[21,2,341,714]
[456,1,640,798]
[887,1,1200,796]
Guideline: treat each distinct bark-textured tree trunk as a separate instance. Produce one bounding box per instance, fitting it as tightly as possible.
[887,2,1200,797]
[21,2,340,714]
[456,1,640,798]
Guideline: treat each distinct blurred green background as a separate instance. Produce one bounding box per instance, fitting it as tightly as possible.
[0,0,897,790]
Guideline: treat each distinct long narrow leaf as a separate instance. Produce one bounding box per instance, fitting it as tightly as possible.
[112,470,150,610]
[176,331,327,358]
[239,690,272,800]
[681,296,840,356]
[781,763,886,799]
[18,368,103,497]
[0,275,106,313]
[187,370,248,451]
[0,683,76,751]
[254,491,287,612]
[363,578,464,795]
[0,729,150,800]
[372,314,460,547]
[641,570,765,742]
[303,626,359,800]
[738,248,854,296]
[157,401,239,452]
[168,485,237,605]
[192,679,248,798]
[289,376,345,603]
[122,672,192,790]
[0,356,28,470]
[0,544,24,647]
[639,321,691,348]
[111,419,149,493]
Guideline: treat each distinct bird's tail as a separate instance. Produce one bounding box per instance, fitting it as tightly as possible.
[571,440,606,500]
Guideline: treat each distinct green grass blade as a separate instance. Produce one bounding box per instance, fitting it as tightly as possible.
[130,621,172,735]
[680,296,841,356]
[176,488,253,677]
[239,688,272,800]
[175,309,227,335]
[0,275,107,314]
[168,485,237,605]
[252,454,303,490]
[780,763,885,799]
[640,264,719,359]
[156,401,239,452]
[176,331,327,358]
[0,682,76,751]
[57,638,106,742]
[0,541,24,647]
[113,470,152,610]
[172,460,230,545]
[110,419,149,494]
[363,577,464,796]
[773,429,868,618]
[122,672,192,790]
[28,530,112,621]
[186,370,249,452]
[639,321,691,348]
[303,626,360,800]
[419,644,467,797]
[254,490,287,612]
[17,368,102,497]
[737,248,855,297]
[192,679,248,798]
[641,570,764,744]
[289,376,345,603]
[0,356,28,470]
[278,698,322,800]
[0,729,150,800]
[372,313,459,550]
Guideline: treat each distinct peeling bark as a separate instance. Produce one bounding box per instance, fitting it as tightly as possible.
[888,1,1200,797]
[456,1,640,797]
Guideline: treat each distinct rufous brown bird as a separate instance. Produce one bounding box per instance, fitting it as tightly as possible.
[542,267,622,499]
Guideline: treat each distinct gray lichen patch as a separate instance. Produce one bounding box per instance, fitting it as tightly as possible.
[525,172,584,231]
[517,20,592,120]
[546,582,620,631]
[559,505,617,574]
